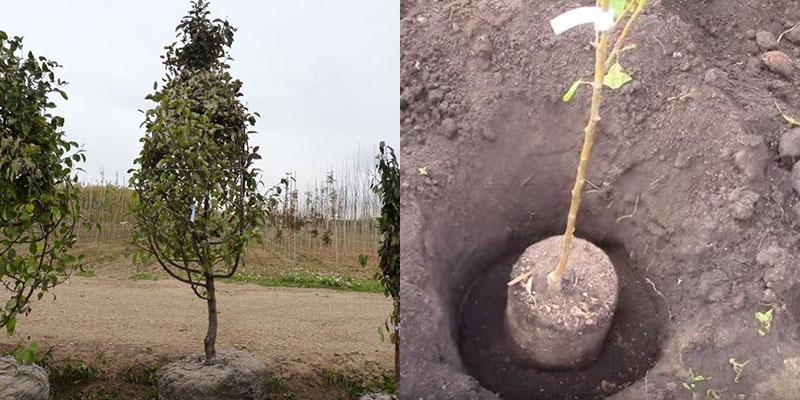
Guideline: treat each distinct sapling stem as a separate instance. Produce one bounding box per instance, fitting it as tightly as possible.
[604,0,646,70]
[547,1,612,293]
[546,0,645,292]
[508,0,645,293]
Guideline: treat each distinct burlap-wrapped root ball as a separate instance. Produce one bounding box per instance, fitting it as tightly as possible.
[157,351,267,400]
[0,356,49,400]
[360,394,397,400]
[506,236,618,369]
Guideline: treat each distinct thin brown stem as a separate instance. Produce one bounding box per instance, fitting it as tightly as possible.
[203,273,218,364]
[548,2,612,292]
[604,0,646,71]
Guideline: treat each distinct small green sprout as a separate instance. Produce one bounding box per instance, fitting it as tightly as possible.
[561,58,636,102]
[417,166,428,176]
[755,308,774,336]
[681,371,711,394]
[609,0,630,18]
[562,79,588,102]
[728,357,749,383]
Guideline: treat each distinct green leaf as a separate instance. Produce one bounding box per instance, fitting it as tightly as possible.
[29,242,38,255]
[755,308,773,323]
[562,79,585,102]
[603,62,633,89]
[12,342,38,365]
[6,316,16,336]
[755,308,774,335]
[377,326,385,342]
[610,0,629,18]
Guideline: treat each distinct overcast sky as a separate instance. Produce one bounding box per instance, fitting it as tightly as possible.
[1,1,398,187]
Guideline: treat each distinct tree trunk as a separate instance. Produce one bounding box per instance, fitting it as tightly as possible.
[393,299,399,381]
[204,274,218,364]
[395,336,399,381]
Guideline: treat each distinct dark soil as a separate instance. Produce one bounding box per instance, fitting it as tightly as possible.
[400,0,800,398]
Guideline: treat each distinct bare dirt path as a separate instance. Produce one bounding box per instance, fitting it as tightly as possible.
[1,276,393,397]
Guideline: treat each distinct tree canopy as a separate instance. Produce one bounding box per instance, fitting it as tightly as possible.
[373,141,400,374]
[129,0,266,363]
[0,30,83,336]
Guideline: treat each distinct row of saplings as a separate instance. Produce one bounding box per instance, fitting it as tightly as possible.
[0,1,400,399]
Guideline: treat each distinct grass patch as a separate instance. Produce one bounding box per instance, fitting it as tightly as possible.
[322,368,396,398]
[266,371,297,400]
[48,359,98,397]
[130,272,159,281]
[122,363,159,399]
[229,272,383,293]
[121,363,159,385]
[77,269,97,278]
[83,389,121,400]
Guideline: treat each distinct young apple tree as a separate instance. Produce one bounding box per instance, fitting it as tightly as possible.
[509,0,648,293]
[373,142,400,374]
[129,0,266,364]
[548,0,646,291]
[0,31,83,337]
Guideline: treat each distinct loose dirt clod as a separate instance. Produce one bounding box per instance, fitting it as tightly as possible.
[157,351,267,400]
[786,26,800,44]
[359,394,397,400]
[733,142,769,183]
[0,356,48,400]
[791,162,800,195]
[779,128,800,161]
[728,188,760,221]
[756,31,779,50]
[762,51,795,79]
[506,236,617,369]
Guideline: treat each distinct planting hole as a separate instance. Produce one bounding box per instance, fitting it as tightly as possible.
[457,235,667,399]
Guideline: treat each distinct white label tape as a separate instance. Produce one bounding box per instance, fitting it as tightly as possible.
[550,6,615,35]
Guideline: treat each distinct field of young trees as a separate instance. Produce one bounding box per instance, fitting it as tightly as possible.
[74,158,383,281]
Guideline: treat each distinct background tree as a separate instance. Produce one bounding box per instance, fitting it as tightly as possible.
[373,142,400,374]
[129,0,266,364]
[0,30,83,337]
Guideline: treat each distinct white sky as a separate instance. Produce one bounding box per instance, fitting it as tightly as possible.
[0,1,399,187]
